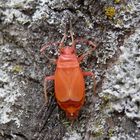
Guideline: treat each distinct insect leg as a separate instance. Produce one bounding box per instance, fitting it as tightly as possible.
[75,38,96,50]
[44,75,55,104]
[40,33,66,57]
[40,42,58,64]
[76,39,96,62]
[40,42,60,53]
[83,72,96,96]
[78,51,91,62]
[44,55,57,64]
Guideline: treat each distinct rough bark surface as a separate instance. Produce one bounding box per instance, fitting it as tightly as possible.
[0,0,140,140]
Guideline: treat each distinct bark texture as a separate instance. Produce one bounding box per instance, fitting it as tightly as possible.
[0,0,140,140]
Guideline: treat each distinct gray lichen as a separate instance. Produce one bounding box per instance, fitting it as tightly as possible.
[100,28,140,127]
[0,0,140,139]
[0,45,24,127]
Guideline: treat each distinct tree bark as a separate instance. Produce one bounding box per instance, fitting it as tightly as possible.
[0,0,140,140]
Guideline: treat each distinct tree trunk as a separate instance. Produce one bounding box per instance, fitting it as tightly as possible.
[0,0,140,140]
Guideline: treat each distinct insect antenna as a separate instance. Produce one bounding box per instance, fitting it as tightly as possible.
[69,20,76,53]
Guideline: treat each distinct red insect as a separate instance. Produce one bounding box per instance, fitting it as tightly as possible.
[40,29,96,120]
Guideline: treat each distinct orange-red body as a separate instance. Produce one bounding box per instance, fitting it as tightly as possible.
[55,47,85,119]
[41,32,96,120]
